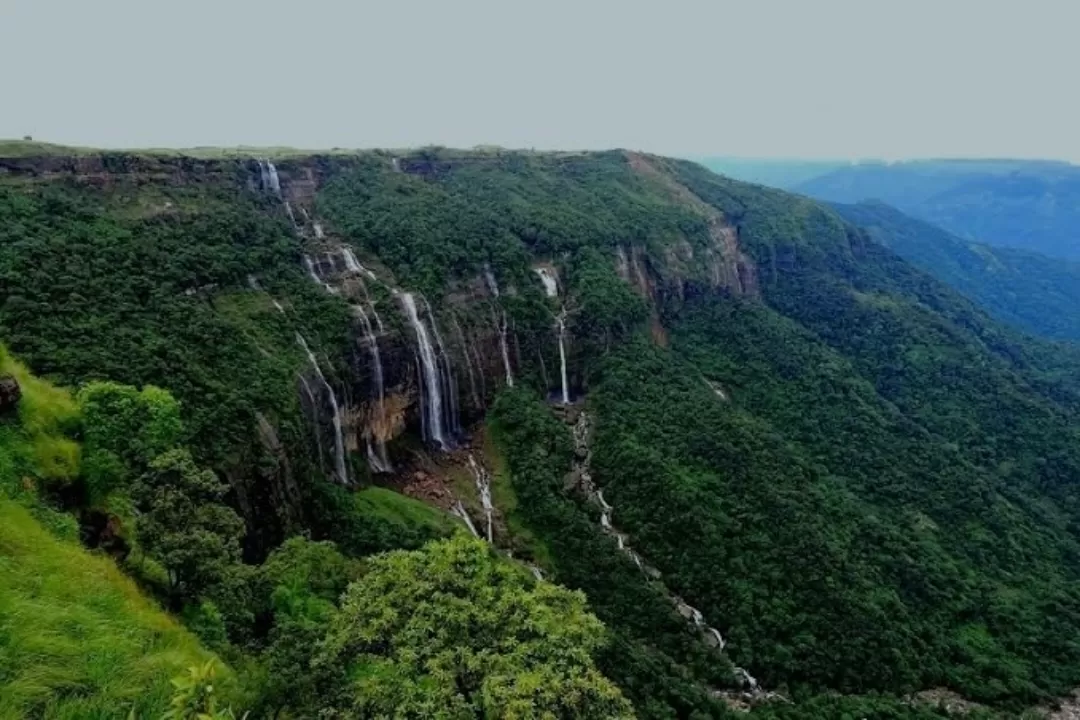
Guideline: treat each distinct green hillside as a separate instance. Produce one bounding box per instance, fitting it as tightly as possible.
[0,348,222,719]
[0,500,221,719]
[6,146,1080,716]
[833,200,1080,343]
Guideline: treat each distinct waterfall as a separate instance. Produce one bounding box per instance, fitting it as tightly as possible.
[304,255,337,294]
[451,501,479,538]
[736,668,758,690]
[298,375,324,470]
[452,318,482,410]
[533,267,558,297]
[314,222,324,239]
[342,247,378,281]
[496,311,514,388]
[259,159,282,197]
[467,454,494,542]
[247,275,286,314]
[556,309,570,404]
[615,246,631,280]
[295,333,349,485]
[481,265,513,388]
[401,293,449,449]
[426,301,461,437]
[353,304,392,473]
[483,263,500,297]
[284,201,297,227]
[529,565,544,582]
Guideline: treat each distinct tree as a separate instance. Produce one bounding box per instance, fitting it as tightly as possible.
[314,535,634,719]
[133,449,244,600]
[78,381,183,502]
[161,661,247,720]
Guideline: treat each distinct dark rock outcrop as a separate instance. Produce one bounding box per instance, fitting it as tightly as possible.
[0,375,20,413]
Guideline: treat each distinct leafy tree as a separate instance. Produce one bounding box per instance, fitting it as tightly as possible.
[133,449,244,601]
[162,661,247,720]
[78,381,183,502]
[314,535,634,719]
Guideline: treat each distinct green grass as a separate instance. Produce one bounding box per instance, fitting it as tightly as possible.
[354,486,459,535]
[0,500,223,719]
[0,345,79,501]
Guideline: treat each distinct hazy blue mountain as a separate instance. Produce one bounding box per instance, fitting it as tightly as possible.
[833,200,1080,342]
[797,159,1080,260]
[695,156,851,189]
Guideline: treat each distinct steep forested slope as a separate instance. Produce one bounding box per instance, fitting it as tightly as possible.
[794,159,1080,260]
[6,146,1080,716]
[0,347,225,719]
[831,200,1080,343]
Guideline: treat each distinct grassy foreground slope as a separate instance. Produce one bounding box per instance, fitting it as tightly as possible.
[0,346,220,719]
[0,501,219,720]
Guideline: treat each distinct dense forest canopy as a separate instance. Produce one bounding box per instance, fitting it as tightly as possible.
[830,200,1080,343]
[4,146,1080,718]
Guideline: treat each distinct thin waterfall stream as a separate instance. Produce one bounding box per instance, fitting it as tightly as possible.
[295,333,349,485]
[401,292,450,449]
[570,410,763,690]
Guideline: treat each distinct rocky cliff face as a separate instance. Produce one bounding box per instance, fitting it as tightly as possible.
[0,147,758,524]
[0,375,20,413]
[260,150,758,482]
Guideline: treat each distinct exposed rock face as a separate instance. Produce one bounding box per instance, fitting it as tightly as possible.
[0,375,20,412]
[624,151,758,298]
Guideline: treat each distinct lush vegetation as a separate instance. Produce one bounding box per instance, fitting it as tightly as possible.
[316,535,633,718]
[0,351,225,719]
[0,499,225,719]
[832,200,1080,342]
[10,145,1080,717]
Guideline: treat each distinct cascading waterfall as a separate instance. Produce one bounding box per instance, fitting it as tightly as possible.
[352,303,392,473]
[533,266,558,297]
[576,413,742,676]
[556,308,570,405]
[467,454,494,542]
[313,222,324,239]
[342,247,378,281]
[247,275,286,314]
[534,266,569,404]
[483,263,500,298]
[425,301,461,437]
[452,318,481,410]
[259,159,282,197]
[304,255,336,294]
[482,265,514,388]
[401,292,450,449]
[295,333,349,485]
[451,501,479,538]
[497,311,514,388]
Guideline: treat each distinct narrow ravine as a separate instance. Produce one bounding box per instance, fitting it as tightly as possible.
[568,409,779,705]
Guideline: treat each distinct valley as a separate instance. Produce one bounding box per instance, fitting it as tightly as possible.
[6,144,1080,717]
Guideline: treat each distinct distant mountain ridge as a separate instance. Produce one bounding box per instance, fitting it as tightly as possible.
[832,200,1080,342]
[794,159,1080,260]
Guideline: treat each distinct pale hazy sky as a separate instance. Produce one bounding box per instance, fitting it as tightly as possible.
[4,0,1079,160]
